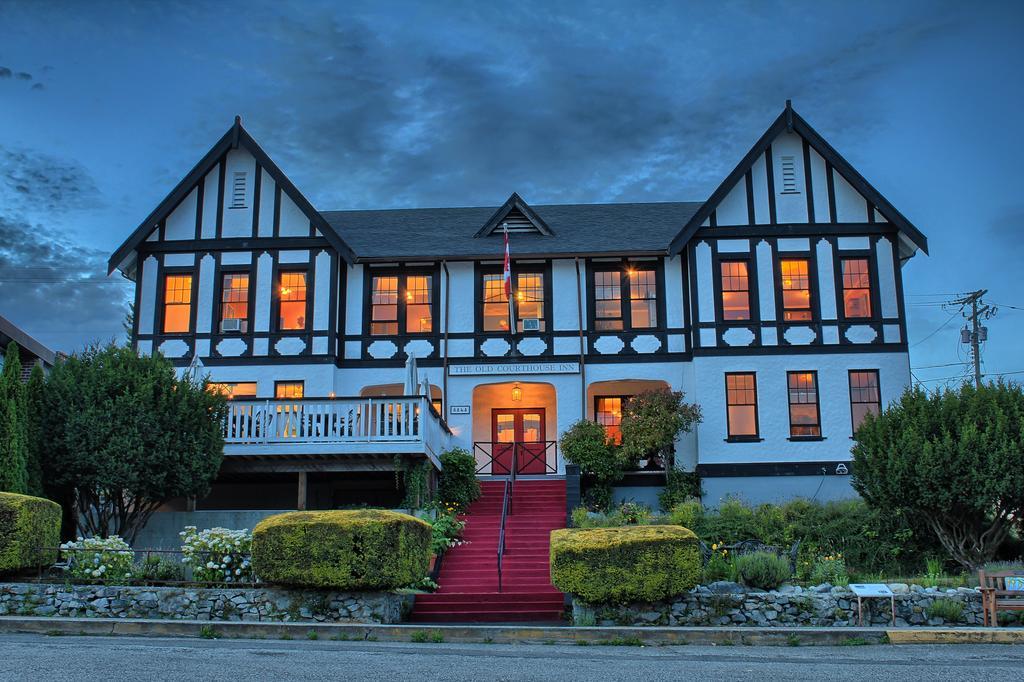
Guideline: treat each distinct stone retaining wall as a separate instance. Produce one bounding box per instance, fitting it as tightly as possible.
[0,583,412,624]
[573,583,985,627]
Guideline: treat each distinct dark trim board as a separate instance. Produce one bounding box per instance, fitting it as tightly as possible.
[697,461,853,478]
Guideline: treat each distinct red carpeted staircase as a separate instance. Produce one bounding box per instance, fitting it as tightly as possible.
[410,479,566,623]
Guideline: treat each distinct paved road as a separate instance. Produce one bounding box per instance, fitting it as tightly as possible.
[0,634,1021,681]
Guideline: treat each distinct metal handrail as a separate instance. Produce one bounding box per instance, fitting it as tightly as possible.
[496,447,516,593]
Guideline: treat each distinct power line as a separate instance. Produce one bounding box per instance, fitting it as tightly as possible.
[910,309,960,347]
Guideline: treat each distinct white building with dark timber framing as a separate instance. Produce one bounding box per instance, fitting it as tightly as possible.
[108,102,927,524]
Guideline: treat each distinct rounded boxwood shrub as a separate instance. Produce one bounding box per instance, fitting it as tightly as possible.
[0,492,61,574]
[252,510,431,589]
[734,551,792,590]
[550,525,700,604]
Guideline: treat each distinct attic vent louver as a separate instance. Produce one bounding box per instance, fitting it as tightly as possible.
[780,156,799,194]
[230,171,247,208]
[500,208,537,233]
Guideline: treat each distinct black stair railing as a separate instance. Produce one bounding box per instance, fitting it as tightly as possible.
[496,446,517,593]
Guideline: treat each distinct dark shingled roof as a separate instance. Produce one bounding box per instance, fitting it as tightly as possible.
[321,201,703,261]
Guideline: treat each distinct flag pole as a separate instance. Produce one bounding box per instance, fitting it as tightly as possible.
[503,223,516,347]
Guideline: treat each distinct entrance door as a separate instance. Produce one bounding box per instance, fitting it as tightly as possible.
[491,408,547,475]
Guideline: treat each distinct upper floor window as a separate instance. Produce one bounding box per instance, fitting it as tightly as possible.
[370,273,434,336]
[849,370,881,432]
[220,272,250,332]
[593,265,658,331]
[481,271,545,332]
[162,273,193,334]
[595,396,628,445]
[841,258,872,319]
[780,258,812,321]
[725,372,759,439]
[720,260,751,321]
[278,271,307,331]
[787,371,821,438]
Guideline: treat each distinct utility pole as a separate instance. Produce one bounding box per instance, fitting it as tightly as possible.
[952,290,995,388]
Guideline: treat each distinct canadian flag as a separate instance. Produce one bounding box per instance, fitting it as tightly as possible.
[503,223,515,333]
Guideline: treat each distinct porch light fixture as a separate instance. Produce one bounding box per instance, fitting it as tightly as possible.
[511,383,523,402]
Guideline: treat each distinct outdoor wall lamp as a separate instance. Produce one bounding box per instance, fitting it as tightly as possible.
[511,383,523,402]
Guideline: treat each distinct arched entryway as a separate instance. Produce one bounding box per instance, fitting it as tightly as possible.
[471,381,557,475]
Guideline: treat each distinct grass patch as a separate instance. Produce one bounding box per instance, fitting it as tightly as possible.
[45,630,63,637]
[595,636,644,647]
[575,639,591,646]
[330,633,350,642]
[410,630,444,643]
[786,634,800,647]
[542,639,556,645]
[198,625,221,640]
[718,639,734,646]
[481,637,495,644]
[281,633,293,641]
[840,636,872,646]
[306,630,319,641]
[926,598,964,623]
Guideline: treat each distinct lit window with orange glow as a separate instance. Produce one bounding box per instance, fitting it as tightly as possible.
[278,271,307,331]
[720,261,751,321]
[841,258,872,319]
[405,275,433,333]
[370,276,398,335]
[515,273,545,331]
[593,270,623,330]
[725,373,759,439]
[596,396,628,445]
[482,273,509,332]
[275,381,304,399]
[629,269,657,328]
[221,273,250,328]
[207,382,257,399]
[162,274,193,333]
[780,259,812,321]
[787,371,821,437]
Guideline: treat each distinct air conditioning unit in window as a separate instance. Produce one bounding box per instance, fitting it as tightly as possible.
[220,319,245,333]
[522,318,541,332]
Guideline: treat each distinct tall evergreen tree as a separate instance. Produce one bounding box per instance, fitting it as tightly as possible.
[0,341,29,494]
[24,362,46,497]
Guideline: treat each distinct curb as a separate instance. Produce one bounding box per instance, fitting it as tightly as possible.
[4,616,1017,645]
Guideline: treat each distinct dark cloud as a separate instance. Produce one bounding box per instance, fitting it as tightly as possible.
[213,4,962,211]
[0,67,10,78]
[0,148,127,351]
[15,71,31,80]
[0,146,102,213]
[31,83,43,91]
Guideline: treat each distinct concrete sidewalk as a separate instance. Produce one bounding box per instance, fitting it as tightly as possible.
[1,616,1022,645]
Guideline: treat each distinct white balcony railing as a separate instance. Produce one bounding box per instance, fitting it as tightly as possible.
[222,396,451,466]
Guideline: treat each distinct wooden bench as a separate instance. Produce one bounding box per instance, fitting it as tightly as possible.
[978,569,1024,626]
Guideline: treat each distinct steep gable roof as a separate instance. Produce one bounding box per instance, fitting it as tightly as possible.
[107,117,355,275]
[669,102,928,256]
[473,192,553,237]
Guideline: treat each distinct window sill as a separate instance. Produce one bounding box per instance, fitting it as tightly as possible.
[787,436,826,442]
[724,436,764,443]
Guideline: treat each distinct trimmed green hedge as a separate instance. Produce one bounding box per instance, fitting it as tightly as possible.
[550,525,700,604]
[252,510,432,589]
[0,492,61,574]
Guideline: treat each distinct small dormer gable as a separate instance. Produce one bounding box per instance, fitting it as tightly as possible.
[474,193,553,238]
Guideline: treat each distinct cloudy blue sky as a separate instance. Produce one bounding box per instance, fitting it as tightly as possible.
[0,0,1021,387]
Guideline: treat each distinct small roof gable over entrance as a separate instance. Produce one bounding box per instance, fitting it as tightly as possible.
[107,117,355,275]
[669,101,929,257]
[474,193,554,238]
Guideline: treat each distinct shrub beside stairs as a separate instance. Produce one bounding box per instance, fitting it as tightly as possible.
[410,479,566,623]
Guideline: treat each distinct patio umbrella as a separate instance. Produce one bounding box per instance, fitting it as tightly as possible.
[404,353,418,395]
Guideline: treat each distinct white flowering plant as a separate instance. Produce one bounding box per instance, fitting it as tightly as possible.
[60,536,134,584]
[179,526,254,584]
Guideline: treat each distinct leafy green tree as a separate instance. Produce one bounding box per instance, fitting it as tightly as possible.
[24,363,46,497]
[561,419,625,511]
[42,344,228,543]
[852,382,1024,570]
[619,388,702,470]
[0,341,29,494]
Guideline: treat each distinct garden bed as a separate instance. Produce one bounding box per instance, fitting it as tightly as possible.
[0,582,412,624]
[571,582,985,628]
